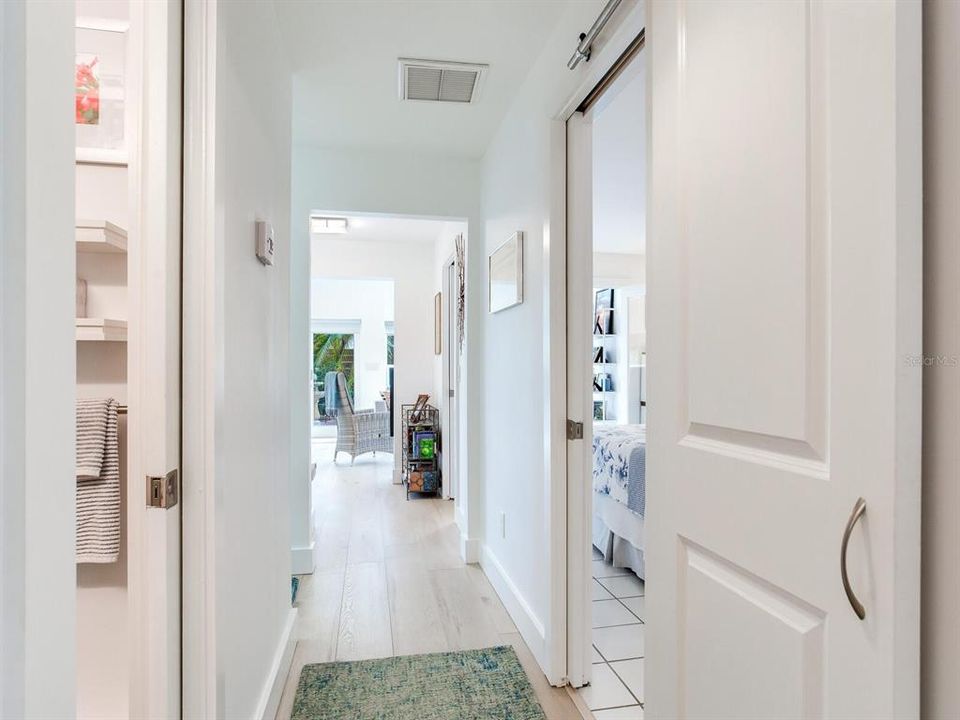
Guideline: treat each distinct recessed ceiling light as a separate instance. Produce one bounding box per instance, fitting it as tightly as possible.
[310,216,349,234]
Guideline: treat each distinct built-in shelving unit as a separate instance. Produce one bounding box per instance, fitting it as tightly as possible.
[593,331,617,421]
[76,318,128,342]
[76,220,128,254]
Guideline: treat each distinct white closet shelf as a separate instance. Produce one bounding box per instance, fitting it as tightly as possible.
[76,318,127,342]
[76,220,127,253]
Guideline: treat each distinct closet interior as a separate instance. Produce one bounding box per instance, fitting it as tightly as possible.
[75,1,134,717]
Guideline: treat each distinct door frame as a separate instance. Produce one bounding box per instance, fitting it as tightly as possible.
[181,0,219,715]
[540,1,649,686]
[565,36,650,687]
[562,27,648,690]
[127,0,184,716]
[442,250,460,501]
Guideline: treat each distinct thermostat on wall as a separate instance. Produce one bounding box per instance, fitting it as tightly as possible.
[256,220,275,266]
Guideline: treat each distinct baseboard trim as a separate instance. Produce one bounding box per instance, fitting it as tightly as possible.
[461,534,481,564]
[291,543,315,575]
[480,545,547,667]
[565,684,593,719]
[255,607,298,720]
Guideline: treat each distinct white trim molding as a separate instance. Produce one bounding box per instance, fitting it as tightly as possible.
[480,546,549,677]
[291,543,316,576]
[254,608,298,720]
[311,318,362,335]
[546,0,647,692]
[182,0,219,716]
[460,534,481,564]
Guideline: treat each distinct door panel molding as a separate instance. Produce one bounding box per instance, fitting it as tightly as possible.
[675,0,828,460]
[681,539,826,720]
[647,1,921,718]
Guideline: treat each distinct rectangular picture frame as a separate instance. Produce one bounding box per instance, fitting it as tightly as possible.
[434,292,442,355]
[489,231,523,313]
[594,288,615,335]
[75,17,129,165]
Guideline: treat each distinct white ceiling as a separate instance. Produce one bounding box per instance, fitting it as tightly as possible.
[275,0,566,158]
[310,214,458,244]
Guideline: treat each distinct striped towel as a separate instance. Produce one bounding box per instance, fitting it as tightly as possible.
[76,399,109,479]
[76,398,120,563]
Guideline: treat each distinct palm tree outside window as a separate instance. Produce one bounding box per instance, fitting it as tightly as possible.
[313,333,355,425]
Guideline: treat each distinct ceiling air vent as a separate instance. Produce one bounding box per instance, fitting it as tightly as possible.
[399,58,487,104]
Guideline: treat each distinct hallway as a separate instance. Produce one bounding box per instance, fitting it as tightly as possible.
[275,441,581,719]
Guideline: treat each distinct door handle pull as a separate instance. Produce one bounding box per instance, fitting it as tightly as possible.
[840,497,867,620]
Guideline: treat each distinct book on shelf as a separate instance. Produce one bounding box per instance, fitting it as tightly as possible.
[419,438,436,459]
[594,309,614,335]
[593,372,614,392]
[593,400,605,421]
[411,430,436,459]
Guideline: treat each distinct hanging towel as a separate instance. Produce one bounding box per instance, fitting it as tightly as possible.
[76,398,120,563]
[76,398,109,479]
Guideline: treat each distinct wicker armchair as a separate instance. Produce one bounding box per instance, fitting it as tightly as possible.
[332,372,393,464]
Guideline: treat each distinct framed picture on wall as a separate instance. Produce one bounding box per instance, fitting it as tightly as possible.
[75,18,129,165]
[489,231,523,313]
[434,292,442,355]
[594,288,615,335]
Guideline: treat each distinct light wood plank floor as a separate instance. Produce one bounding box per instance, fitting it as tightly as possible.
[275,439,583,720]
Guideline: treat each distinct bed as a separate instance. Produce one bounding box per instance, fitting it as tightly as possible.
[592,423,646,578]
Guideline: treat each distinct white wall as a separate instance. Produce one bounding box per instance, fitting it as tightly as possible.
[590,43,647,428]
[922,3,960,717]
[309,238,436,476]
[289,145,484,564]
[592,56,646,255]
[478,0,643,678]
[213,1,294,717]
[311,278,394,412]
[593,252,645,287]
[0,0,77,717]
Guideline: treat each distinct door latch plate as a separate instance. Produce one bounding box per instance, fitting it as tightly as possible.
[147,469,179,509]
[567,419,584,440]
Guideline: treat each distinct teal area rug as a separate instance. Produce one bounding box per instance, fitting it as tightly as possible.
[291,646,547,720]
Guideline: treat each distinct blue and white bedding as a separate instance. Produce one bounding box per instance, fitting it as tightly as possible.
[592,424,646,517]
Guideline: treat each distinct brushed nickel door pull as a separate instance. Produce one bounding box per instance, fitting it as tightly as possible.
[841,497,867,620]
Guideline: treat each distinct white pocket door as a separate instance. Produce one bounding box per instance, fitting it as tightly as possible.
[646,1,921,718]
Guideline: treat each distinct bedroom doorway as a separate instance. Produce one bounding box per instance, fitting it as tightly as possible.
[565,31,647,716]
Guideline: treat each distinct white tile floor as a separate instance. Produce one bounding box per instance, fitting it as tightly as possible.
[577,548,645,718]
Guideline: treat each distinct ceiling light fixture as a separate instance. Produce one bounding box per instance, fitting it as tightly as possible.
[310,216,349,234]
